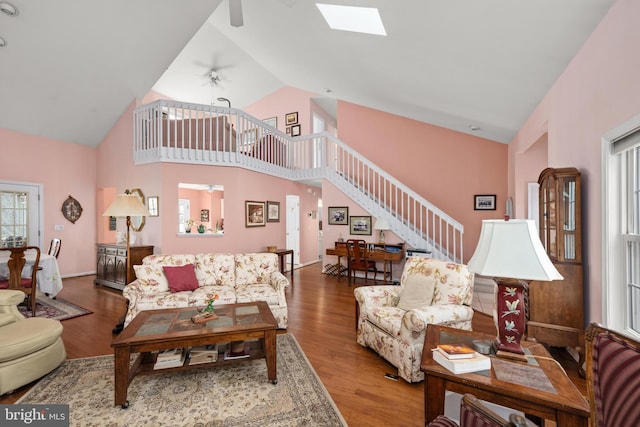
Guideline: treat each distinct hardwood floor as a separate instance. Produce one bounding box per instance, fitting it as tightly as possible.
[1,262,585,426]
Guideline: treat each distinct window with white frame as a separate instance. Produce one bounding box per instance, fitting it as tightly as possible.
[0,191,29,247]
[607,126,640,335]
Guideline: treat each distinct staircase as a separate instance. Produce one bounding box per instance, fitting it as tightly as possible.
[133,100,464,262]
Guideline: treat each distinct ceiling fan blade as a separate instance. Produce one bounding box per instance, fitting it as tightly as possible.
[229,0,243,27]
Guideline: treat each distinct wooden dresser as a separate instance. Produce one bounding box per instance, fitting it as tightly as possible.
[95,244,154,290]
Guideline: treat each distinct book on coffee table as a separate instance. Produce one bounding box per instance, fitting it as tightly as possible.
[154,348,187,369]
[435,344,477,360]
[188,344,219,365]
[224,349,250,360]
[432,349,491,374]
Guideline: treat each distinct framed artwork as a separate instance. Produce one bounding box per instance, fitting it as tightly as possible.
[61,195,83,224]
[267,201,280,222]
[328,206,349,225]
[285,112,298,125]
[291,124,301,137]
[263,117,277,129]
[286,126,291,134]
[474,194,497,210]
[147,196,159,217]
[200,209,210,222]
[350,216,372,235]
[245,201,266,227]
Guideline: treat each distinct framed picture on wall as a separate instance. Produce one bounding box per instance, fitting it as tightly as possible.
[474,194,496,210]
[147,196,159,217]
[267,201,280,222]
[291,124,301,137]
[285,112,298,125]
[350,215,372,235]
[200,209,210,222]
[263,117,277,129]
[245,201,266,227]
[328,206,349,225]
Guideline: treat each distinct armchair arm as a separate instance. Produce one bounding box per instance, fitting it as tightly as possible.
[0,289,27,325]
[354,285,400,309]
[400,304,474,341]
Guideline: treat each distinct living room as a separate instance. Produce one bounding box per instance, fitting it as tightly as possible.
[1,0,640,424]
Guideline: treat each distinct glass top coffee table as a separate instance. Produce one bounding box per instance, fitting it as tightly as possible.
[111,301,278,408]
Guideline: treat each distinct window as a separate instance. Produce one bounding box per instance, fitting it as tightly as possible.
[178,199,191,233]
[604,118,640,337]
[0,191,28,247]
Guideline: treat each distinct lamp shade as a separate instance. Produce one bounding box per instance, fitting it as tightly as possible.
[103,194,150,217]
[467,219,562,281]
[373,217,391,231]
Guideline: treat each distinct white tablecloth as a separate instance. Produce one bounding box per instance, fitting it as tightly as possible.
[0,251,63,297]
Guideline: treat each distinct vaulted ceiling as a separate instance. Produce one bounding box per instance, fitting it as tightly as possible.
[0,0,615,147]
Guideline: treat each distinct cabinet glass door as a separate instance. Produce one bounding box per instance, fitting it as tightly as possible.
[561,176,577,261]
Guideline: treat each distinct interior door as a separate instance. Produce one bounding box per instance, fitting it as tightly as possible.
[286,195,300,266]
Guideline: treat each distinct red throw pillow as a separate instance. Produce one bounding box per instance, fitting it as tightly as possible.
[163,264,199,293]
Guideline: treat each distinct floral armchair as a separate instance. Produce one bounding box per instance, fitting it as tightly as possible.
[354,257,474,382]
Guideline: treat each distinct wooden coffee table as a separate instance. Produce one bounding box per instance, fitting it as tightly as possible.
[421,324,590,427]
[111,301,278,408]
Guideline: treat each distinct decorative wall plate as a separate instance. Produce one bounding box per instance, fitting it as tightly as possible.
[62,195,83,224]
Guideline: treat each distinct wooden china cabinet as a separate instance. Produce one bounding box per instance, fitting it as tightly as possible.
[527,167,584,363]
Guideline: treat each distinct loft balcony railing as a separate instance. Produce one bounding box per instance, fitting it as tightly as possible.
[133,100,464,262]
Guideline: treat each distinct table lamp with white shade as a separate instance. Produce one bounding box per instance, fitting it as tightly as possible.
[373,217,391,244]
[467,219,562,359]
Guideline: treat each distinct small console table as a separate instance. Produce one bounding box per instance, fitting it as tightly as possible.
[274,249,294,285]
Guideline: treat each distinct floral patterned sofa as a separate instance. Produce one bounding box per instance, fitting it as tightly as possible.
[354,257,474,382]
[122,252,289,329]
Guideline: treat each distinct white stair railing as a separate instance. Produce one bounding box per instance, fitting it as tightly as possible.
[133,100,464,262]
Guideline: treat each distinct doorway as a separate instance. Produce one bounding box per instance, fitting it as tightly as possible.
[0,181,42,248]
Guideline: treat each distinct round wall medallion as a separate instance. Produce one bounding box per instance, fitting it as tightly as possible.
[62,195,83,224]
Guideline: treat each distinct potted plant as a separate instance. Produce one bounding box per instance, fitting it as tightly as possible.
[184,219,195,233]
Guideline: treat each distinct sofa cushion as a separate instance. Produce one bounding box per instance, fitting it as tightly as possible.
[133,264,170,293]
[195,253,235,286]
[234,253,277,286]
[143,254,196,267]
[398,271,436,311]
[163,264,199,293]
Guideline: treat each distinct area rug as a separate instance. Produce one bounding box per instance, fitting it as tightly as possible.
[17,334,347,427]
[18,295,92,321]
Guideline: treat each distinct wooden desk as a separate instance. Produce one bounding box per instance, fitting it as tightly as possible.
[421,325,589,427]
[274,249,294,285]
[325,246,403,284]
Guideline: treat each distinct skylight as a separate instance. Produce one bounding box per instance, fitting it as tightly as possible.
[316,4,387,36]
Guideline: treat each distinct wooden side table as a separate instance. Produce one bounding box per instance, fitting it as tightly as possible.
[274,249,294,285]
[421,324,589,426]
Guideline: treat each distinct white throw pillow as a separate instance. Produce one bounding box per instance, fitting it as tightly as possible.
[397,273,436,311]
[133,264,170,292]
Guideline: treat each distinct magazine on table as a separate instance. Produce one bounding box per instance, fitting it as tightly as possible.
[432,349,491,374]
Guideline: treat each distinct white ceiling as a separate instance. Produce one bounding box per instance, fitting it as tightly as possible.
[0,0,615,147]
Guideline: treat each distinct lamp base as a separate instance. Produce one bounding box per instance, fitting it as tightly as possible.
[493,277,528,357]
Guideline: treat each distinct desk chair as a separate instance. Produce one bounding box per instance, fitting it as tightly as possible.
[346,239,378,284]
[48,238,62,258]
[585,322,640,427]
[0,246,40,317]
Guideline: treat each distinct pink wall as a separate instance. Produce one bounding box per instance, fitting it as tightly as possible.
[509,0,640,323]
[335,101,509,262]
[244,86,319,135]
[0,128,97,276]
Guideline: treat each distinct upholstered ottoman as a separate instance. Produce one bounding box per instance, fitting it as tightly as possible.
[0,317,66,395]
